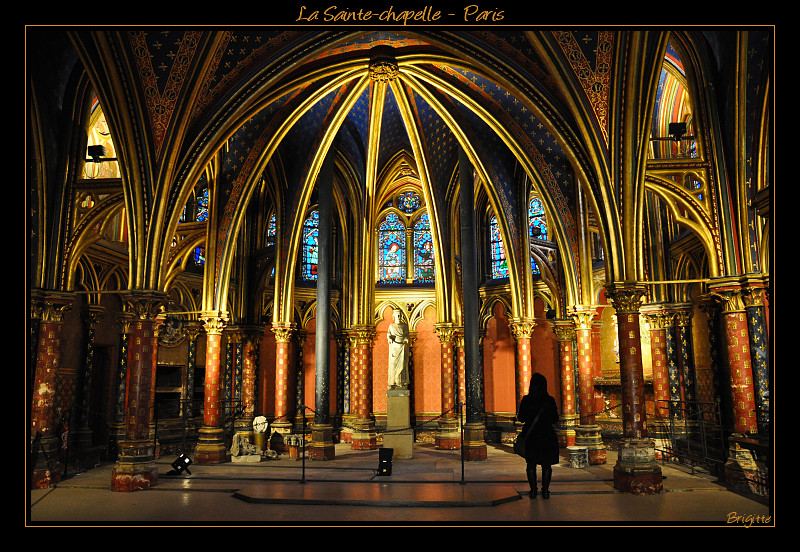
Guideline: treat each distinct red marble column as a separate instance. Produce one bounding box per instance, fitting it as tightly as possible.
[551,320,577,447]
[241,330,262,421]
[350,326,376,450]
[455,331,466,412]
[29,294,72,488]
[111,292,164,491]
[271,325,294,428]
[510,319,535,407]
[606,284,662,494]
[435,324,459,449]
[642,308,674,419]
[194,314,228,464]
[570,309,595,425]
[437,325,456,420]
[719,299,758,434]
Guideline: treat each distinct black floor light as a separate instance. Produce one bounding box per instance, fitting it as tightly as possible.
[378,448,393,476]
[168,453,193,475]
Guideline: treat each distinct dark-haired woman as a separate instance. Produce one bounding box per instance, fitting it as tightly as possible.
[517,373,560,498]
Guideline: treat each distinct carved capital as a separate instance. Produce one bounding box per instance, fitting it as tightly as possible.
[567,307,595,331]
[604,283,647,314]
[708,289,746,314]
[673,305,693,327]
[271,324,295,343]
[123,291,166,321]
[742,286,768,309]
[509,318,536,340]
[551,319,575,341]
[435,323,458,344]
[641,306,674,330]
[200,311,229,335]
[348,326,375,346]
[31,291,74,323]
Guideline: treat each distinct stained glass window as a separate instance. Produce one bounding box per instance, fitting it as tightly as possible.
[267,213,277,242]
[194,245,205,266]
[378,212,406,284]
[195,187,209,222]
[396,190,421,214]
[528,197,547,240]
[489,213,508,279]
[302,210,319,281]
[529,197,547,275]
[413,212,434,283]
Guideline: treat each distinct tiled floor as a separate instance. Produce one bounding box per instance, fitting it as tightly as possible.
[27,442,773,527]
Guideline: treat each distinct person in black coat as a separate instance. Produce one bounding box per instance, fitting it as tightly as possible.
[516,372,560,498]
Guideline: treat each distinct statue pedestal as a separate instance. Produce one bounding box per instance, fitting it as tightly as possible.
[384,388,413,459]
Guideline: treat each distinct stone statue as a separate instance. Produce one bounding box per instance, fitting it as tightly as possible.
[230,433,260,458]
[387,308,410,388]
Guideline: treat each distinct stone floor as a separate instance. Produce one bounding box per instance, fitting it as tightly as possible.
[27,442,773,527]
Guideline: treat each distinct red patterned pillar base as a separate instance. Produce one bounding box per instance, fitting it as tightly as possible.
[435,438,461,450]
[111,462,159,492]
[435,418,460,450]
[575,424,607,465]
[462,423,487,461]
[351,434,377,450]
[309,424,335,460]
[194,427,228,463]
[613,469,664,495]
[613,438,663,494]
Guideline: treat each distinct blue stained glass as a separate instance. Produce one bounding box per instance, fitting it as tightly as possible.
[528,197,547,240]
[490,213,508,279]
[413,212,434,283]
[396,190,421,214]
[195,187,209,222]
[529,197,547,275]
[379,212,406,284]
[268,214,276,237]
[302,210,319,281]
[194,245,205,266]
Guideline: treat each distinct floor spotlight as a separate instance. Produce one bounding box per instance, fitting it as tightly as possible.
[378,447,393,476]
[168,453,193,475]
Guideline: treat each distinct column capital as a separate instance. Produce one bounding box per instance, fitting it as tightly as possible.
[551,319,576,341]
[30,290,74,323]
[706,288,746,314]
[122,290,167,321]
[604,283,647,314]
[200,311,229,334]
[567,306,595,330]
[509,318,536,340]
[348,325,375,345]
[640,305,675,330]
[435,323,458,343]
[271,323,295,343]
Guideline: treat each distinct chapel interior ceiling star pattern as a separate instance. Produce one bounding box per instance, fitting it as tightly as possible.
[118,28,624,304]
